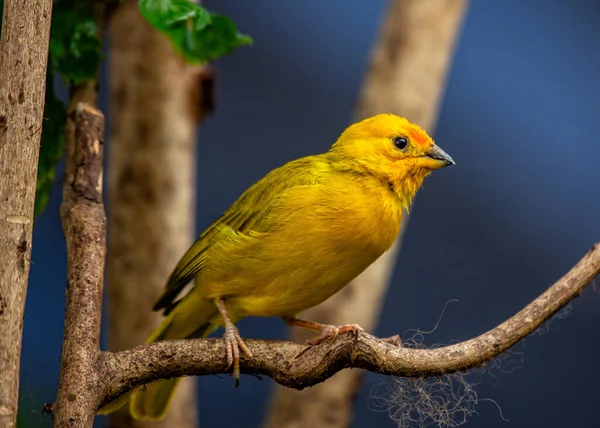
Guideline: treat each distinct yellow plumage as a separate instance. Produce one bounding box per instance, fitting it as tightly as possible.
[99,114,454,420]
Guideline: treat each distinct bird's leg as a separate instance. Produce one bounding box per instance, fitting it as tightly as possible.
[283,316,364,346]
[215,297,252,386]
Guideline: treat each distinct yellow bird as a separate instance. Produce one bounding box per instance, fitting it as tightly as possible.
[101,113,454,420]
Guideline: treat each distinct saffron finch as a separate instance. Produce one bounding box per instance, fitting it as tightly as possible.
[101,113,454,420]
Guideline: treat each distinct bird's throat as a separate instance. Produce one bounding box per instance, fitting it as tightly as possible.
[388,170,429,211]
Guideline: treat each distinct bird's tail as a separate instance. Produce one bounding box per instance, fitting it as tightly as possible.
[97,293,219,420]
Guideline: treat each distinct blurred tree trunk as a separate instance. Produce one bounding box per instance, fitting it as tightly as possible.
[0,0,52,425]
[107,2,207,427]
[263,1,469,427]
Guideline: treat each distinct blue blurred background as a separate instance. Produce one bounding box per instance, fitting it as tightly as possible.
[20,0,600,427]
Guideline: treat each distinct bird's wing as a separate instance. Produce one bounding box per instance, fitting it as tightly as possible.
[153,156,332,313]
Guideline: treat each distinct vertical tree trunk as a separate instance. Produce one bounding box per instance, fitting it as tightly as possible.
[53,103,106,428]
[107,2,203,427]
[263,1,469,427]
[0,0,53,426]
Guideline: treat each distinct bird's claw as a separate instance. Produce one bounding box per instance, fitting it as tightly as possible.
[294,323,364,359]
[304,323,364,346]
[347,324,364,342]
[223,323,252,386]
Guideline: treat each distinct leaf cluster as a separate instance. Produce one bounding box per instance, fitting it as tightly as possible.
[0,0,250,215]
[49,0,104,86]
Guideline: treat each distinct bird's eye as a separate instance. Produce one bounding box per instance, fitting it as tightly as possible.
[393,136,409,151]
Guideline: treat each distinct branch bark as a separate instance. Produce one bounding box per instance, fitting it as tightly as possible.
[265,1,470,426]
[50,5,103,425]
[93,242,598,406]
[107,2,208,427]
[53,104,106,427]
[0,0,53,425]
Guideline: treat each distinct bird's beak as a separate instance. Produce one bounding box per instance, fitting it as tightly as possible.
[424,145,455,169]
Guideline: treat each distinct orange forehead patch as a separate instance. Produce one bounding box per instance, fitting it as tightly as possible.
[403,121,432,148]
[341,114,432,148]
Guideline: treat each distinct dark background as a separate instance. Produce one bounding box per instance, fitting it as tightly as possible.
[20,0,600,427]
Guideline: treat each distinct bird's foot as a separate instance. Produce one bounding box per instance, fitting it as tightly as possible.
[305,323,364,346]
[293,323,364,359]
[223,322,252,387]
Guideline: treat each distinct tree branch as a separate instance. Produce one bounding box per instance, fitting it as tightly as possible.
[96,243,600,408]
[53,104,106,427]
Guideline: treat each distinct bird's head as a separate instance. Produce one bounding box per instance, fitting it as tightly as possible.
[330,114,454,208]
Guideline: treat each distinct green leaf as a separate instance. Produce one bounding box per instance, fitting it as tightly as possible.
[141,0,211,32]
[139,0,252,64]
[35,67,67,216]
[49,0,103,85]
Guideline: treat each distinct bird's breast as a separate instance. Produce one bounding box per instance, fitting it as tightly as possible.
[227,177,404,317]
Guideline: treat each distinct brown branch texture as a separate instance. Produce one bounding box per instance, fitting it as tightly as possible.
[95,244,599,406]
[53,104,106,428]
[0,0,53,425]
